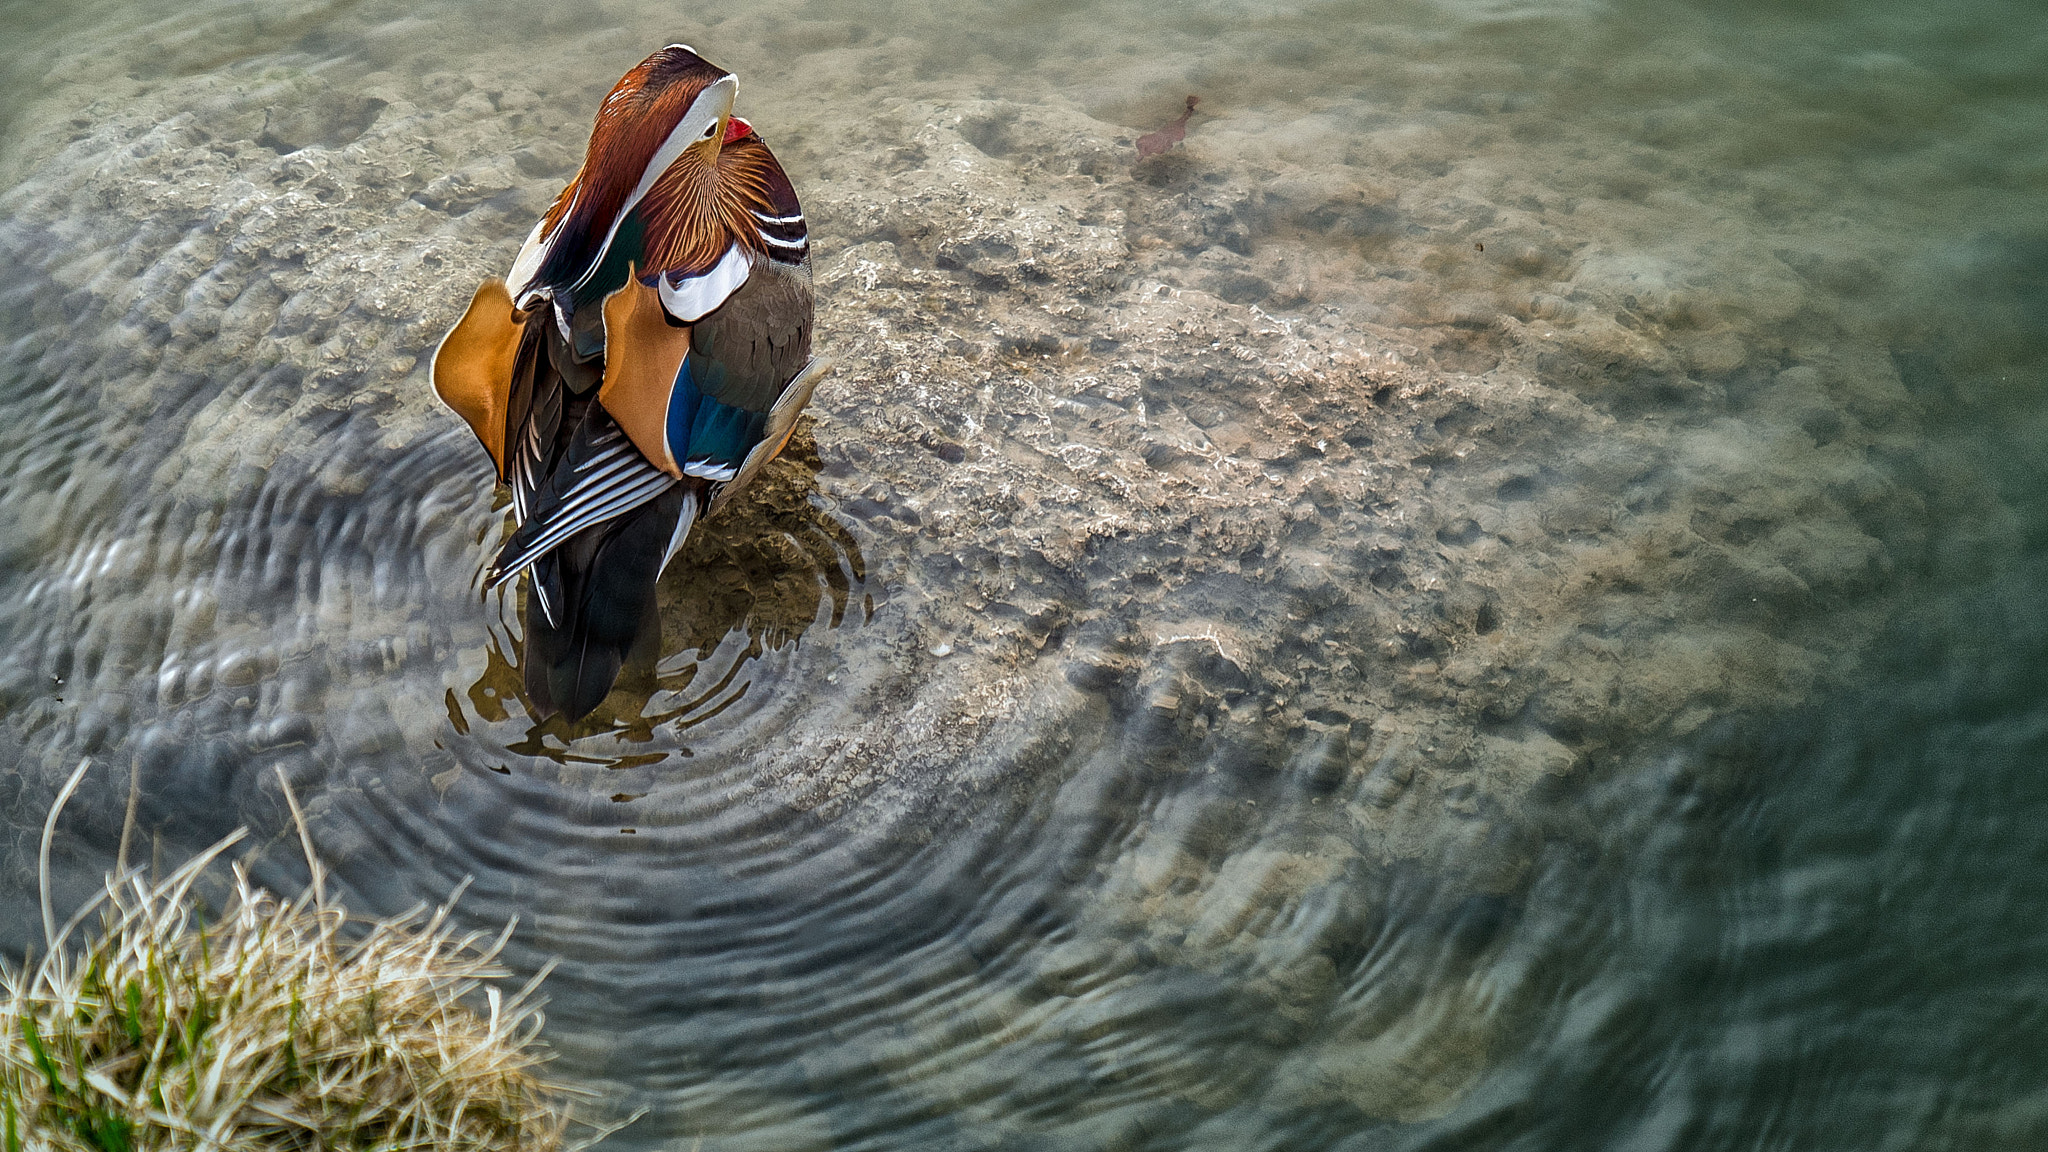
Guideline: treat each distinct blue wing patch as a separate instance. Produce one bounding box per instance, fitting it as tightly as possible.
[665,354,769,483]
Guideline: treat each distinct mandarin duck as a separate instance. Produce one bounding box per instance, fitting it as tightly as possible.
[432,44,825,721]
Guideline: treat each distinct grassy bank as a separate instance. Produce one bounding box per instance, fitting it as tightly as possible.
[2,762,599,1151]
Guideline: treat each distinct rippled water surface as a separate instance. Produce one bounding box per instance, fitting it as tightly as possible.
[2,0,2045,1147]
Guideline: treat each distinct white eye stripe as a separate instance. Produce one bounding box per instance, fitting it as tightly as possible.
[566,75,737,294]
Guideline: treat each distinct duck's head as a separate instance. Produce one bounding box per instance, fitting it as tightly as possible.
[512,45,752,306]
[593,45,741,189]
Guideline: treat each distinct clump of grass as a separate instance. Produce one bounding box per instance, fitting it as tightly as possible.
[1,761,613,1151]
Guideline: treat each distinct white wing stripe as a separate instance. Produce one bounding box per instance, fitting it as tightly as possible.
[682,460,740,481]
[511,460,533,522]
[573,437,633,473]
[544,464,656,524]
[564,454,639,494]
[549,464,673,523]
[659,491,702,576]
[532,577,556,627]
[491,474,676,584]
[553,480,671,535]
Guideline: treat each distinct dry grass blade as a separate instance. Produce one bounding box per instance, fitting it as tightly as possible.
[1,766,633,1151]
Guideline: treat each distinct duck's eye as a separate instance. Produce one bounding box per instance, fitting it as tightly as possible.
[702,122,719,139]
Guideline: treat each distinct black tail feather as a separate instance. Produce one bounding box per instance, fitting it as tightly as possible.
[521,486,689,721]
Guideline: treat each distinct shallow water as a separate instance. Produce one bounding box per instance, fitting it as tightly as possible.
[1,0,2045,1147]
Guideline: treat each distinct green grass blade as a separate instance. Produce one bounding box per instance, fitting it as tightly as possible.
[21,1017,64,1097]
[122,981,143,1048]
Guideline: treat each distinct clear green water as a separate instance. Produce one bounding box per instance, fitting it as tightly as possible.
[1,0,2044,1147]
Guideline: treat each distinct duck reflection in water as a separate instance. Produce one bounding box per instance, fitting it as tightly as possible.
[459,433,868,758]
[431,44,829,722]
